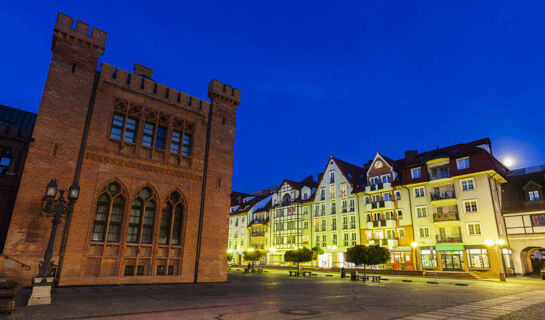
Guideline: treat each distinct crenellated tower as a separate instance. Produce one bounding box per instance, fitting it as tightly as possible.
[195,80,240,282]
[2,13,107,282]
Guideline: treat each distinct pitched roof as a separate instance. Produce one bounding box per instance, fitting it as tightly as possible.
[502,169,545,213]
[279,175,317,191]
[332,156,368,189]
[0,105,36,131]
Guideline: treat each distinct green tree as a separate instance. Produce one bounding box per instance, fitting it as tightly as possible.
[227,253,233,262]
[243,250,264,269]
[285,248,315,270]
[345,245,390,275]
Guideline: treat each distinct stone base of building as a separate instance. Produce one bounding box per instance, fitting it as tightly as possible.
[27,277,55,306]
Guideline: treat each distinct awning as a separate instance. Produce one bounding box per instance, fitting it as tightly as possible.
[389,247,412,252]
[435,244,465,251]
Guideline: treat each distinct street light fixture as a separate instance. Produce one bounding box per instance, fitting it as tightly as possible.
[411,242,419,271]
[485,239,506,282]
[28,178,80,306]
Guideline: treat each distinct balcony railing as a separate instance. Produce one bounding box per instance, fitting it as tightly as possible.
[372,201,385,209]
[373,220,386,228]
[430,190,456,201]
[433,212,459,222]
[436,235,462,243]
[251,231,265,237]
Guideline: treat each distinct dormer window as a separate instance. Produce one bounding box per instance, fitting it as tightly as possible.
[456,157,470,170]
[529,190,541,201]
[381,175,391,183]
[411,167,421,179]
[370,177,379,185]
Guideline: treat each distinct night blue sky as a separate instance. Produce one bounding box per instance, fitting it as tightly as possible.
[2,1,545,192]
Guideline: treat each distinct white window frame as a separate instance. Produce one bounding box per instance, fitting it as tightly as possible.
[416,206,427,218]
[529,190,540,201]
[395,191,401,201]
[340,183,347,197]
[414,187,425,198]
[456,157,470,170]
[370,177,379,185]
[418,226,430,238]
[460,178,475,192]
[381,174,391,183]
[411,167,421,179]
[463,200,479,213]
[397,228,405,239]
[466,222,482,236]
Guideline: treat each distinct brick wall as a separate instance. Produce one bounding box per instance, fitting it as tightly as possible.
[2,13,239,286]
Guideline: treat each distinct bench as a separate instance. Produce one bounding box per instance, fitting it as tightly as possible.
[255,268,264,273]
[301,271,313,277]
[289,270,299,277]
[361,274,382,282]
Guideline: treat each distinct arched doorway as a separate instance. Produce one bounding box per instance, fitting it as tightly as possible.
[521,247,545,275]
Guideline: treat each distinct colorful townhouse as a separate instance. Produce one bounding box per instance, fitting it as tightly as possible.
[385,139,508,277]
[227,138,535,280]
[501,166,545,275]
[269,176,316,265]
[357,153,416,270]
[311,156,364,268]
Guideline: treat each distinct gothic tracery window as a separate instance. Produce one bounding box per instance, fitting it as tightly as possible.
[127,187,157,244]
[91,182,126,242]
[159,191,185,245]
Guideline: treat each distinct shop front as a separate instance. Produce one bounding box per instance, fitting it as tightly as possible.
[436,244,465,271]
[389,248,415,270]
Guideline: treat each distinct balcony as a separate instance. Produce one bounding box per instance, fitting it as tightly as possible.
[436,235,463,243]
[251,231,265,237]
[366,200,395,211]
[373,220,386,228]
[365,182,392,193]
[433,212,459,222]
[430,187,456,205]
[385,219,396,228]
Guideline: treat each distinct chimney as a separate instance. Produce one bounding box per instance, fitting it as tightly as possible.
[318,173,323,182]
[134,63,153,79]
[404,150,418,162]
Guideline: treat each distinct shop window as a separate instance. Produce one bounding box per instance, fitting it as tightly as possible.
[468,249,489,268]
[420,250,437,267]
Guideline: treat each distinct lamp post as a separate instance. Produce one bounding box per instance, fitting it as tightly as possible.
[411,242,419,271]
[28,179,80,306]
[486,239,506,281]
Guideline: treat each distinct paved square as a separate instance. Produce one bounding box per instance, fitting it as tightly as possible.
[13,270,545,319]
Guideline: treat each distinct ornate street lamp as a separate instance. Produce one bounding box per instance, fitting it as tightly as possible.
[486,239,506,281]
[28,178,79,306]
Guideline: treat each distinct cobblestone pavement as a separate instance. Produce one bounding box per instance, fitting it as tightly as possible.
[12,270,545,320]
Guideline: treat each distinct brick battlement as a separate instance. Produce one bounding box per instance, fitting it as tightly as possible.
[100,63,210,114]
[54,13,107,51]
[208,79,241,106]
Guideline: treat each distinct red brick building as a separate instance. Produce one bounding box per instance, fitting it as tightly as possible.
[0,105,36,253]
[2,13,240,286]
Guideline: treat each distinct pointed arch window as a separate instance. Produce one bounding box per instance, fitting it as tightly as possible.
[91,182,126,242]
[127,187,157,244]
[159,191,185,245]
